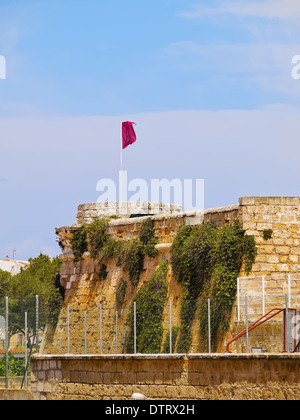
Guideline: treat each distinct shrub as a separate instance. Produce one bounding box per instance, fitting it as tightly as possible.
[121,239,145,286]
[70,228,88,262]
[171,219,257,352]
[86,220,110,259]
[70,217,159,286]
[125,260,169,353]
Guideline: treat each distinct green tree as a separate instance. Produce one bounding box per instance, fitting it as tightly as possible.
[0,254,64,352]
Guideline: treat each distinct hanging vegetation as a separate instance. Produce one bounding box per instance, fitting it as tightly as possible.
[171,219,257,353]
[124,260,169,354]
[70,217,159,285]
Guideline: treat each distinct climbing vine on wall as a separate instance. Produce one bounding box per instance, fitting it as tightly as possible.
[171,219,257,353]
[70,228,88,263]
[116,280,127,311]
[124,260,169,354]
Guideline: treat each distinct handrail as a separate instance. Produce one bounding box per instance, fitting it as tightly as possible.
[226,308,285,353]
[293,340,300,353]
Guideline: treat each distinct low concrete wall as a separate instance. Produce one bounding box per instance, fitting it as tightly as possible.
[0,376,30,389]
[0,389,32,400]
[31,353,300,400]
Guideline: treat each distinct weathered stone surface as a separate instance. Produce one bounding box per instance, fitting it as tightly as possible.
[46,197,300,356]
[30,353,300,401]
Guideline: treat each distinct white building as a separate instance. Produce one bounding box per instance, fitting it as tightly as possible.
[0,259,30,276]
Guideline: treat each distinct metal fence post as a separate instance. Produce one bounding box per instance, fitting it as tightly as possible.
[84,311,87,354]
[67,305,70,354]
[285,294,289,352]
[116,311,118,354]
[100,304,103,354]
[208,299,211,354]
[237,278,240,322]
[288,274,291,308]
[262,276,265,316]
[245,296,249,353]
[5,296,8,389]
[134,302,137,354]
[35,295,39,353]
[25,312,28,390]
[169,300,172,354]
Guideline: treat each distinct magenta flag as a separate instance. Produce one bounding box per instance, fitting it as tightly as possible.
[122,121,136,149]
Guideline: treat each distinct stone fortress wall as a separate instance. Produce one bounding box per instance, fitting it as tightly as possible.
[42,197,300,355]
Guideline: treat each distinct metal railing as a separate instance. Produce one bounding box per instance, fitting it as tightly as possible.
[237,274,300,321]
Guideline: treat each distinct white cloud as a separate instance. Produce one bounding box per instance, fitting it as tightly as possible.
[180,0,300,20]
[1,106,300,259]
[165,41,300,98]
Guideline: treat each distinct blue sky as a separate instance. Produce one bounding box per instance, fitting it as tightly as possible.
[0,0,300,260]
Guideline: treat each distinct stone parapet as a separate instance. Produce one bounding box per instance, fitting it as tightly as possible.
[76,202,183,225]
[31,353,300,400]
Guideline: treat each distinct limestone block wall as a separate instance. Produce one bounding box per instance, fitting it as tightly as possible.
[42,251,180,355]
[44,204,240,354]
[225,197,300,352]
[239,197,300,276]
[45,197,300,355]
[76,202,183,225]
[30,353,300,400]
[0,390,32,401]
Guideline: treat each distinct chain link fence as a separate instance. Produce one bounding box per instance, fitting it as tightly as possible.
[51,301,177,356]
[46,297,300,357]
[2,274,299,389]
[45,284,300,357]
[0,296,44,390]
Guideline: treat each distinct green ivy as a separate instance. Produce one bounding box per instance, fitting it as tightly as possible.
[86,219,110,259]
[171,219,257,353]
[70,217,159,286]
[162,326,180,353]
[116,280,127,311]
[70,228,88,262]
[263,229,273,241]
[120,239,145,286]
[125,260,169,354]
[99,264,108,280]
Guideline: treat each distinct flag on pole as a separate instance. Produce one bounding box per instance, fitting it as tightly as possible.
[122,121,136,149]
